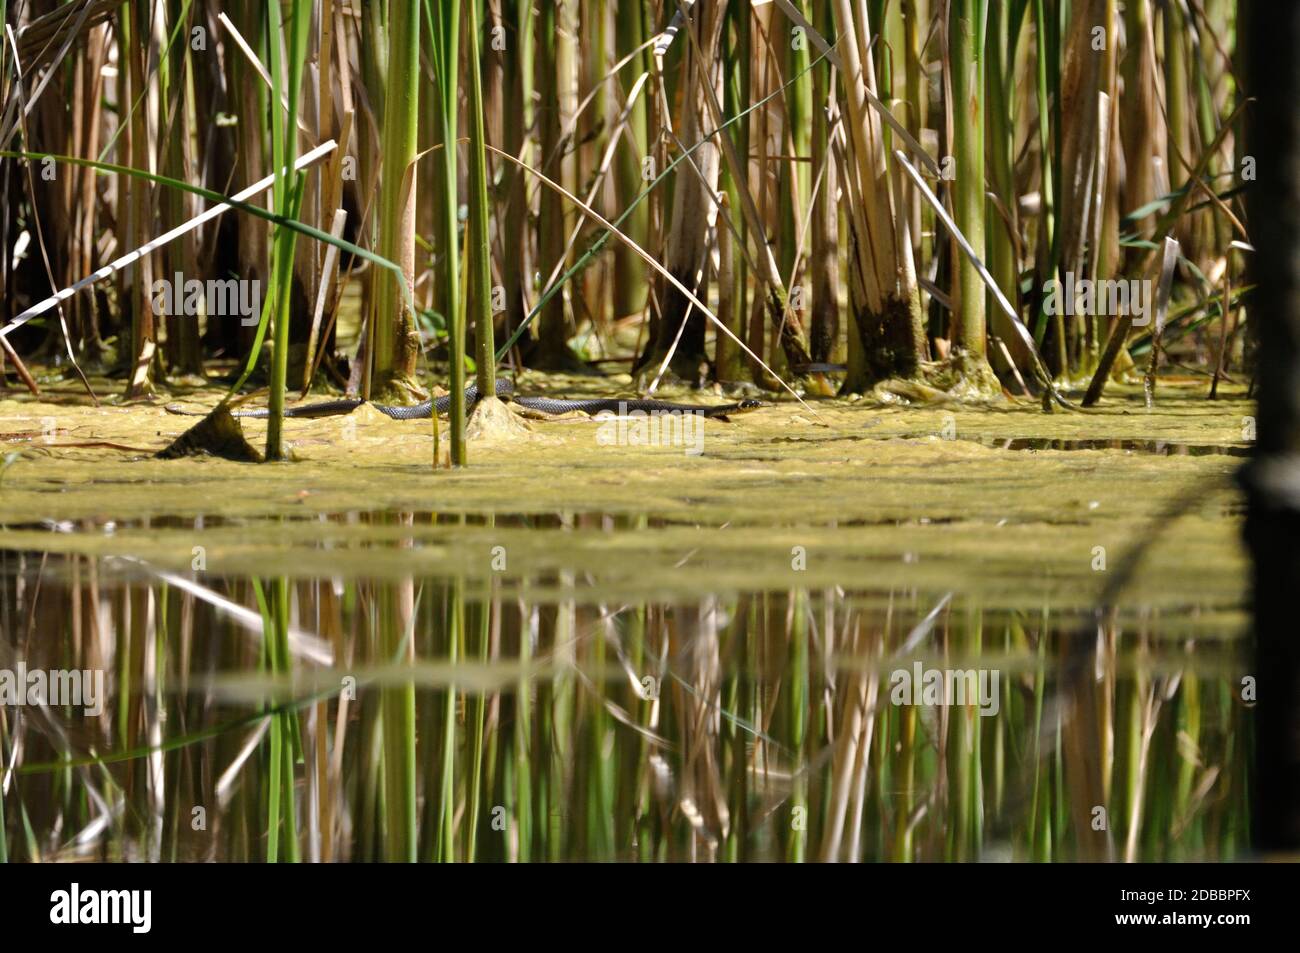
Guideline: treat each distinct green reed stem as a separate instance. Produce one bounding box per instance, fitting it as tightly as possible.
[264,0,311,461]
[426,0,465,465]
[950,0,988,356]
[466,0,495,401]
[372,0,422,398]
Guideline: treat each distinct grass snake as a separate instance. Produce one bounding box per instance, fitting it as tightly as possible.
[167,379,764,421]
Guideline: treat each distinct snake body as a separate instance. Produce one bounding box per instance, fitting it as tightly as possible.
[169,379,762,420]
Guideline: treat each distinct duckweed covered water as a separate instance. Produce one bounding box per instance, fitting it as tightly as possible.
[0,377,1252,861]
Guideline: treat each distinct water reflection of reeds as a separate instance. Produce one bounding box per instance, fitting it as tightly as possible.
[0,517,1249,863]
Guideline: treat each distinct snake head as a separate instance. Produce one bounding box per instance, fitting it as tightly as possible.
[711,398,765,422]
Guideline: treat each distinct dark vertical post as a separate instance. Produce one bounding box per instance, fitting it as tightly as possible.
[1243,0,1300,851]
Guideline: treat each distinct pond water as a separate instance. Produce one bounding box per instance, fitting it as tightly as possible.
[0,377,1253,861]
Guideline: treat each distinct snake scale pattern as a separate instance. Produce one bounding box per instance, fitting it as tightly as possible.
[170,379,763,420]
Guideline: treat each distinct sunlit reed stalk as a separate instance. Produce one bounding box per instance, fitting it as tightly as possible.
[1030,0,1059,361]
[371,0,422,400]
[466,0,495,403]
[949,0,988,363]
[426,0,465,466]
[264,0,311,462]
[831,0,925,391]
[162,0,202,378]
[807,0,838,366]
[984,0,1021,364]
[613,0,650,322]
[122,0,155,398]
[532,1,573,370]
